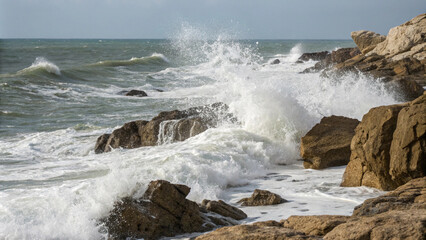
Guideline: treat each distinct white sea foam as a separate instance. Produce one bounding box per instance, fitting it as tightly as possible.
[18,57,61,75]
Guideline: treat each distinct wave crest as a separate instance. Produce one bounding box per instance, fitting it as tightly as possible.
[91,53,169,67]
[18,57,61,76]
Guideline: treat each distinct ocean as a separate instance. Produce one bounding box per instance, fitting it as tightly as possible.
[0,29,398,239]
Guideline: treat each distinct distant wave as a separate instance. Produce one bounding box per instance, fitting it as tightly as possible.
[90,53,169,67]
[17,57,61,76]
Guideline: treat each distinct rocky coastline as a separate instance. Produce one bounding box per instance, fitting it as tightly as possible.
[97,14,425,240]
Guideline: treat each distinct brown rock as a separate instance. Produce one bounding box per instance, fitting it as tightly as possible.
[103,180,246,240]
[271,59,280,64]
[298,51,330,62]
[351,30,386,54]
[352,176,426,217]
[330,48,359,64]
[300,116,360,169]
[342,93,426,190]
[237,189,287,206]
[104,180,206,240]
[94,133,110,154]
[95,102,235,153]
[201,199,247,220]
[104,120,148,152]
[341,104,406,190]
[324,209,426,240]
[389,95,426,186]
[386,76,425,101]
[195,221,322,240]
[368,13,426,58]
[282,215,350,236]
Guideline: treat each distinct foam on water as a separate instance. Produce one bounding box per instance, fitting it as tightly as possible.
[90,53,169,67]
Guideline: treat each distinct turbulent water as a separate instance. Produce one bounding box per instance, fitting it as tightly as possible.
[0,28,400,239]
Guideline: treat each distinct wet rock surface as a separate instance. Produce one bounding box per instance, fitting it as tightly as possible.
[95,102,236,153]
[282,215,350,236]
[237,189,287,206]
[102,180,246,240]
[300,116,359,169]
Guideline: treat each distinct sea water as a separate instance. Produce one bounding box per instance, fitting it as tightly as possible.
[0,28,397,239]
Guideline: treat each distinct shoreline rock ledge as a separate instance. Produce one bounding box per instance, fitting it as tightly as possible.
[95,102,236,153]
[301,13,426,101]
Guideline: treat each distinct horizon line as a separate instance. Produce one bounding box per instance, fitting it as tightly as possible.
[0,37,353,41]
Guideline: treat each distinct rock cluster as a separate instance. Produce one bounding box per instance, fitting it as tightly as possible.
[103,180,246,240]
[300,116,359,169]
[195,177,426,240]
[95,102,236,153]
[341,93,425,190]
[237,189,287,206]
[300,13,426,101]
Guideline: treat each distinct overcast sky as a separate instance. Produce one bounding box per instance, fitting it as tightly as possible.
[0,0,425,39]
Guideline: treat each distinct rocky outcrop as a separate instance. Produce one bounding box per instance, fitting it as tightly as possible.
[95,102,236,153]
[351,31,386,54]
[301,14,426,100]
[237,189,286,206]
[298,51,330,62]
[300,116,359,169]
[125,90,148,97]
[103,180,246,240]
[196,177,426,240]
[341,93,425,190]
[368,14,426,60]
[195,221,322,240]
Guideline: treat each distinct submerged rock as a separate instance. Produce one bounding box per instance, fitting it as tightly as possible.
[103,180,246,240]
[95,102,236,153]
[300,116,359,169]
[341,93,425,190]
[237,189,287,206]
[271,59,280,64]
[125,89,148,97]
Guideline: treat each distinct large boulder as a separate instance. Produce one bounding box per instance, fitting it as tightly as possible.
[368,13,426,60]
[95,102,236,153]
[103,180,246,240]
[351,30,386,54]
[300,116,360,169]
[237,189,287,206]
[341,93,426,190]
